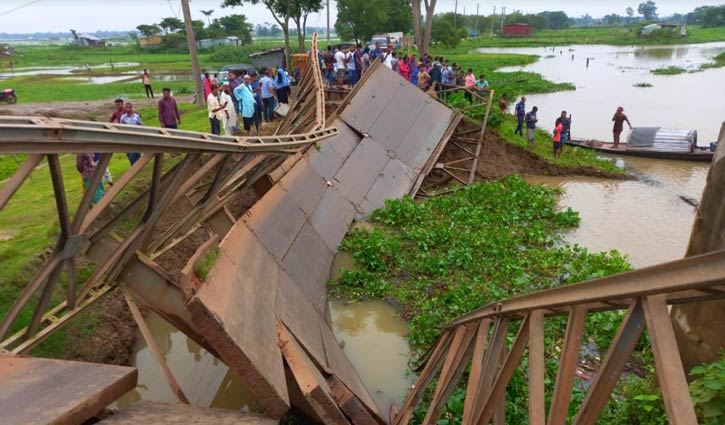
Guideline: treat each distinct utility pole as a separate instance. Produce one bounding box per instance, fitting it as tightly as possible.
[491,6,496,36]
[181,0,205,108]
[476,4,479,38]
[454,0,458,27]
[326,0,330,46]
[501,6,506,34]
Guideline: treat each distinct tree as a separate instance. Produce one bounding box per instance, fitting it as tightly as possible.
[291,0,322,52]
[200,9,215,25]
[213,14,254,43]
[335,0,388,43]
[223,0,294,66]
[702,6,725,28]
[604,14,622,26]
[431,13,468,48]
[638,1,658,21]
[159,17,184,34]
[411,0,438,57]
[547,11,570,29]
[382,0,413,34]
[626,6,635,22]
[137,24,162,38]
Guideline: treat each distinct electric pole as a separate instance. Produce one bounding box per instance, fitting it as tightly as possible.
[491,6,496,36]
[326,0,330,46]
[476,4,479,38]
[501,7,506,34]
[454,0,458,27]
[181,0,205,108]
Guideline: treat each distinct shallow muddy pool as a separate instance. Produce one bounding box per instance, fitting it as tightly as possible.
[477,42,725,143]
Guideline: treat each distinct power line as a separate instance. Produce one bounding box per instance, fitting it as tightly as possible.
[166,0,180,18]
[0,0,44,17]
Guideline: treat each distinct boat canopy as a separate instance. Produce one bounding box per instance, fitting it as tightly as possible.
[628,127,697,152]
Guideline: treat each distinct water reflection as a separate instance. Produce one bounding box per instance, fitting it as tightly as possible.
[477,42,725,142]
[329,298,414,415]
[116,311,258,412]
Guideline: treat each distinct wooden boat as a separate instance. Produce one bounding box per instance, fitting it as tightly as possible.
[568,127,714,162]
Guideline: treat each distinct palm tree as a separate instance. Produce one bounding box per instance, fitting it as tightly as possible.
[200,9,214,25]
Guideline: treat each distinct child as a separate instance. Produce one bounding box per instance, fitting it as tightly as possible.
[553,120,564,158]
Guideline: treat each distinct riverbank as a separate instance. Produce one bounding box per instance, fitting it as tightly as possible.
[328,176,671,423]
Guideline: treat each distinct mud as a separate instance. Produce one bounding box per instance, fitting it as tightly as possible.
[422,129,625,190]
[64,288,137,365]
[0,96,193,120]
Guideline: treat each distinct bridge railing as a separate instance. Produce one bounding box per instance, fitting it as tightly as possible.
[392,249,725,425]
[0,33,334,354]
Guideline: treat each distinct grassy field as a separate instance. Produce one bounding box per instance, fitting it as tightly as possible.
[458,25,725,48]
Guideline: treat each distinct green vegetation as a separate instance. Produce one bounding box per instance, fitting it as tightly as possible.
[195,247,220,281]
[450,25,725,48]
[651,66,687,75]
[701,52,725,70]
[329,176,665,423]
[689,352,725,425]
[634,82,654,87]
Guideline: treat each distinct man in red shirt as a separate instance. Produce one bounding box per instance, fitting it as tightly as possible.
[158,88,181,129]
[109,98,124,123]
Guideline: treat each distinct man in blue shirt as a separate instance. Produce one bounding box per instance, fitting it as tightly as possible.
[514,97,526,136]
[525,106,538,146]
[370,42,382,62]
[275,66,291,104]
[258,68,277,122]
[234,75,257,136]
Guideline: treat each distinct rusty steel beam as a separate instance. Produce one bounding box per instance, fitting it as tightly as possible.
[450,249,725,327]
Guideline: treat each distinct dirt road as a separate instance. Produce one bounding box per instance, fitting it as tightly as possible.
[0,96,194,120]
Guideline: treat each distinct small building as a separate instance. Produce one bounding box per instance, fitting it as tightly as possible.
[74,33,106,47]
[139,35,163,49]
[249,47,288,71]
[196,36,242,50]
[502,23,533,37]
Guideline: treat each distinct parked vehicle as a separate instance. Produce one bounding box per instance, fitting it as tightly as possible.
[0,88,16,104]
[217,64,257,84]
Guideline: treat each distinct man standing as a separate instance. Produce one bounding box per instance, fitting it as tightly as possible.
[207,84,226,136]
[475,74,489,94]
[259,68,277,122]
[158,88,181,129]
[354,44,363,83]
[553,119,564,158]
[234,75,257,136]
[381,47,394,70]
[555,111,572,144]
[334,47,346,88]
[370,42,382,62]
[611,106,632,149]
[323,46,335,87]
[109,98,125,123]
[345,45,357,87]
[220,83,236,136]
[119,102,142,165]
[514,97,526,136]
[525,106,538,146]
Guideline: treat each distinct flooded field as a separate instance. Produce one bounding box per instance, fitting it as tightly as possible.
[478,42,725,143]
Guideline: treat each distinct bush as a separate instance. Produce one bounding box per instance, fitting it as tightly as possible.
[690,352,725,425]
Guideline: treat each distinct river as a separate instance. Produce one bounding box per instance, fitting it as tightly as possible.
[477,42,725,143]
[119,42,719,415]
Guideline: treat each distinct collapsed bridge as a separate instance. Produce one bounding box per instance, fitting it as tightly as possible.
[1,31,723,425]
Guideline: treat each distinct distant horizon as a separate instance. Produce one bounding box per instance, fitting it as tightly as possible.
[0,0,720,34]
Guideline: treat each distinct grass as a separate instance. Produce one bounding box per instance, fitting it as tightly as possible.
[651,66,687,75]
[700,51,725,70]
[195,247,220,281]
[328,176,667,423]
[454,25,725,48]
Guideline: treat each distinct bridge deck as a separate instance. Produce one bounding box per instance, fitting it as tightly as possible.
[0,355,137,425]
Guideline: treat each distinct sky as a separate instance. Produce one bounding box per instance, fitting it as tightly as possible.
[0,0,721,34]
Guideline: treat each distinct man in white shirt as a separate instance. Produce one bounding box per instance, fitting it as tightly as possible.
[382,47,394,70]
[334,48,346,88]
[206,84,226,135]
[344,45,356,88]
[220,83,237,136]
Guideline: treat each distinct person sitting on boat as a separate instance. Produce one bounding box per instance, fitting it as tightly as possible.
[612,106,632,150]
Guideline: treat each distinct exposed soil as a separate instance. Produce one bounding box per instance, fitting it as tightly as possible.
[0,96,193,120]
[64,288,137,365]
[422,129,626,191]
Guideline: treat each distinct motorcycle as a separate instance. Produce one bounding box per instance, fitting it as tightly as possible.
[0,88,17,104]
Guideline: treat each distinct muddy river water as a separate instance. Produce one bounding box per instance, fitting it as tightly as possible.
[120,43,720,414]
